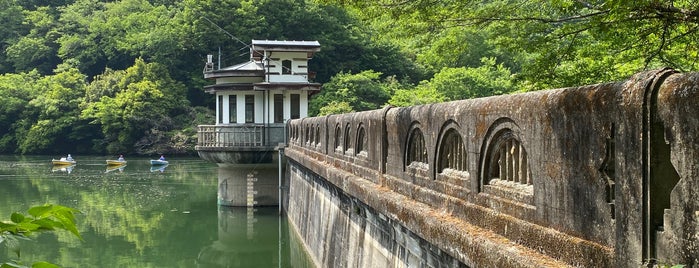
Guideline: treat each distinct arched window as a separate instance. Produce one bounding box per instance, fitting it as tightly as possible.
[315,125,321,146]
[406,128,428,166]
[282,60,292,74]
[355,126,366,155]
[305,125,310,145]
[484,130,530,185]
[438,129,467,173]
[344,123,352,153]
[334,125,342,151]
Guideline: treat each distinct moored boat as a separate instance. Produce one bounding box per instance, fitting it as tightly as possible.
[150,159,168,165]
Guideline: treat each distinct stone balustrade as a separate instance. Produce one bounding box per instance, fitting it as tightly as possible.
[284,69,699,267]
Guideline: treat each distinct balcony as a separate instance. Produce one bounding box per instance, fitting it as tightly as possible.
[196,124,286,164]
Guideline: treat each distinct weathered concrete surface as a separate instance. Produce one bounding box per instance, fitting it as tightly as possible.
[217,164,279,206]
[285,69,699,267]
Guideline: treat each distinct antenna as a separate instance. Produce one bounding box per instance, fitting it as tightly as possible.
[202,17,250,49]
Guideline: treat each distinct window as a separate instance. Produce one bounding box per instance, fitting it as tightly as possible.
[356,126,366,154]
[438,129,467,173]
[406,128,428,166]
[282,60,292,74]
[217,95,223,124]
[274,94,283,123]
[344,123,352,153]
[245,95,255,123]
[229,95,237,124]
[334,125,342,151]
[484,131,530,186]
[290,94,300,119]
[316,125,321,145]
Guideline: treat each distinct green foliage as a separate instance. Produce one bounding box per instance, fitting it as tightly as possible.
[424,58,515,101]
[337,0,699,88]
[318,101,354,116]
[81,58,189,154]
[388,87,446,107]
[1,0,699,153]
[0,204,81,268]
[309,70,391,116]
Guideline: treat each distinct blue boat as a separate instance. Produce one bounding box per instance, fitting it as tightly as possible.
[150,159,169,165]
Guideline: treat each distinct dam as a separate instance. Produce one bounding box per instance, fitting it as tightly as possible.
[281,69,699,267]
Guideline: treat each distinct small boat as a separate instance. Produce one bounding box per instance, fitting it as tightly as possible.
[106,160,127,166]
[52,158,76,165]
[150,159,168,165]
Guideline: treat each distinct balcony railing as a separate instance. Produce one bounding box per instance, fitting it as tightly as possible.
[196,124,286,150]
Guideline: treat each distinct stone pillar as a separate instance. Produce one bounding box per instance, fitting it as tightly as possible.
[217,163,279,206]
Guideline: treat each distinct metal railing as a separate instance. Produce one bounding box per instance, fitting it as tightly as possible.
[197,124,265,148]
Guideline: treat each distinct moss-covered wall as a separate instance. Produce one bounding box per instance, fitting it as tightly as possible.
[284,69,699,267]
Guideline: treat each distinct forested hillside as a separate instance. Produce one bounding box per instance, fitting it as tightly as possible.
[1,0,696,155]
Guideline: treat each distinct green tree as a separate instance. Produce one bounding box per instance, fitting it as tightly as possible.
[424,58,514,101]
[0,71,41,153]
[332,0,699,88]
[388,87,446,107]
[310,70,391,116]
[318,101,354,116]
[0,0,28,73]
[81,58,189,154]
[17,67,89,154]
[5,6,62,74]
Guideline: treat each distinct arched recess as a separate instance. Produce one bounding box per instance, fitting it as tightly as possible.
[405,123,428,171]
[355,123,367,156]
[435,120,468,179]
[479,117,533,203]
[344,123,352,154]
[315,125,321,146]
[334,123,342,152]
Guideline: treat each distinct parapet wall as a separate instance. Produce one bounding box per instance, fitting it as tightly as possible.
[284,69,699,267]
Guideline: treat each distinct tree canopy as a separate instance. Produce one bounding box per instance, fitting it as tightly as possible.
[0,0,697,154]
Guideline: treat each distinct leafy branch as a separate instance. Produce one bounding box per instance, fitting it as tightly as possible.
[0,204,82,268]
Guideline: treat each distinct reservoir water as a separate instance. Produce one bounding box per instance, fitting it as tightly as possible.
[0,155,312,267]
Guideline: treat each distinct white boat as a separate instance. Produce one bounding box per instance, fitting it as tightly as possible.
[52,158,76,165]
[150,159,168,165]
[106,160,127,166]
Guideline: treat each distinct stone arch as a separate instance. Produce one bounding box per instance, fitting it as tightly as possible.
[405,122,428,170]
[355,123,367,155]
[344,123,352,153]
[479,118,532,195]
[305,124,311,145]
[435,120,467,177]
[315,125,321,146]
[334,123,342,152]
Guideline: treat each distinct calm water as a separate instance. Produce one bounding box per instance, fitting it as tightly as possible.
[0,155,312,267]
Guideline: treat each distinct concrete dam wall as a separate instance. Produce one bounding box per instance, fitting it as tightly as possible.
[283,69,699,267]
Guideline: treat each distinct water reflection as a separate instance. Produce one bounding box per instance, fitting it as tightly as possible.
[0,156,315,267]
[150,164,168,173]
[105,164,126,173]
[51,164,75,173]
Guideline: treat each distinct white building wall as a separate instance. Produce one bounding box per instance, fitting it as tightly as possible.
[216,91,266,124]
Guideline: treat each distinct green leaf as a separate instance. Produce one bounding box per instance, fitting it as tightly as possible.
[27,205,52,218]
[31,262,60,268]
[10,213,24,224]
[29,218,58,231]
[1,262,27,268]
